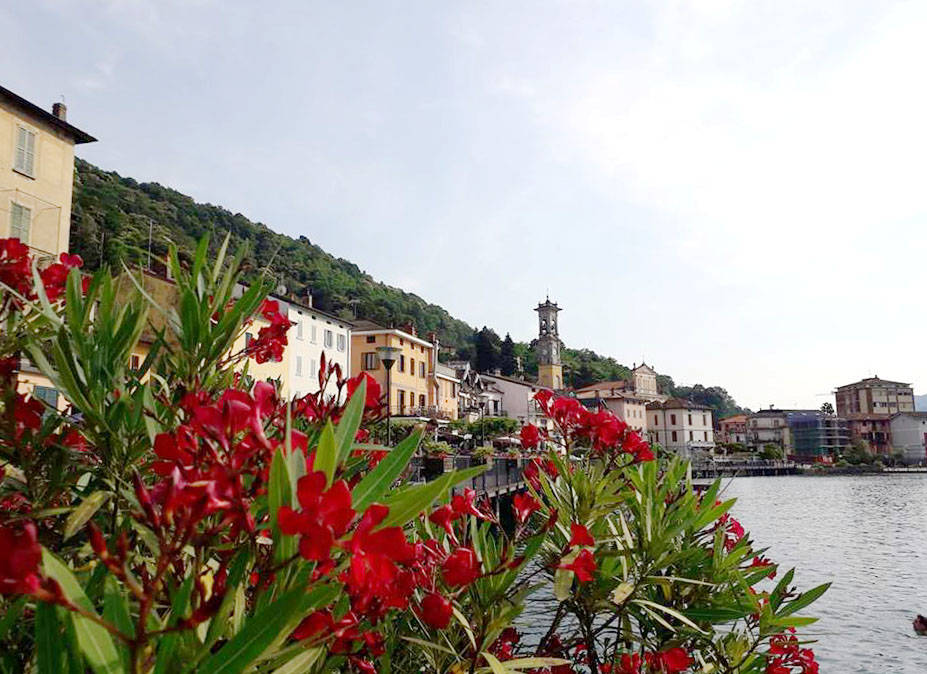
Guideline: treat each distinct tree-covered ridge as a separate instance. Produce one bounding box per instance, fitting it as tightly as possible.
[68,159,748,418]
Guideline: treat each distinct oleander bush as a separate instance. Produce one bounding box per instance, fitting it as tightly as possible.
[0,235,826,673]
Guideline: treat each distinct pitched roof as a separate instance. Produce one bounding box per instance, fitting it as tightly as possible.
[836,376,912,390]
[0,85,96,144]
[572,380,630,392]
[646,398,713,411]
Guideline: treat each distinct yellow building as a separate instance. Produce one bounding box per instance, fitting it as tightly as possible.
[2,85,95,407]
[351,321,439,417]
[434,363,460,421]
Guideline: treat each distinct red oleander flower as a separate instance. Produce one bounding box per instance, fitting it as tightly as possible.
[247,300,292,364]
[520,424,541,449]
[428,504,458,541]
[568,523,595,547]
[490,627,520,660]
[0,521,43,595]
[559,549,597,582]
[417,592,453,629]
[765,629,819,674]
[645,647,692,673]
[750,555,777,579]
[346,372,382,410]
[512,492,541,526]
[277,472,356,561]
[717,511,745,552]
[615,653,643,674]
[441,547,482,587]
[451,488,492,521]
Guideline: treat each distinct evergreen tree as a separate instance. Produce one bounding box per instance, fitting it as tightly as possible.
[474,327,501,373]
[500,333,517,376]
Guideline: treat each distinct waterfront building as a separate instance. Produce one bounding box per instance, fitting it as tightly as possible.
[434,362,460,421]
[718,414,748,445]
[480,372,551,428]
[746,408,850,459]
[280,293,351,399]
[2,85,96,407]
[448,361,504,421]
[835,376,913,453]
[572,384,649,435]
[888,412,927,464]
[351,321,438,417]
[647,399,714,457]
[534,297,564,390]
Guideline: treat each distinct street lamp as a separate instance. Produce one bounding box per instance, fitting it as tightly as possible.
[479,400,487,447]
[376,345,401,446]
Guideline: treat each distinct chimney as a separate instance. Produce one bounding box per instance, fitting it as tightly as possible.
[52,102,67,121]
[305,290,313,307]
[402,322,416,337]
[426,331,437,344]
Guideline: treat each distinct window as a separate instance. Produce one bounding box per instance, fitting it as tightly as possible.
[33,386,58,409]
[704,431,709,441]
[324,330,333,348]
[671,431,678,442]
[688,414,692,425]
[399,339,404,346]
[451,383,457,397]
[311,359,317,378]
[420,362,426,377]
[130,354,141,370]
[399,390,405,410]
[14,126,36,177]
[410,358,415,375]
[10,203,30,243]
[311,325,317,343]
[296,320,303,339]
[296,356,303,376]
[419,394,426,408]
[366,335,376,343]
[399,354,405,372]
[703,414,707,426]
[654,415,658,425]
[689,431,693,441]
[337,334,346,352]
[670,414,676,425]
[363,352,378,370]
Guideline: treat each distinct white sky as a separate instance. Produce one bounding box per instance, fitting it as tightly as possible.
[6,0,927,410]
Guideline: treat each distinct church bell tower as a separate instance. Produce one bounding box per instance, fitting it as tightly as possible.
[535,297,563,389]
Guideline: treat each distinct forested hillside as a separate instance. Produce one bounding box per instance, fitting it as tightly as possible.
[68,159,748,417]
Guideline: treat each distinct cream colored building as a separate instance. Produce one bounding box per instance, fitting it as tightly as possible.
[572,384,649,435]
[282,294,351,399]
[647,399,714,457]
[1,85,95,259]
[2,85,95,407]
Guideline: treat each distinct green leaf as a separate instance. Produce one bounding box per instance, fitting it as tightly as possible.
[315,422,337,486]
[63,491,110,540]
[334,378,366,465]
[154,575,194,674]
[269,448,296,563]
[352,429,421,511]
[41,549,124,674]
[35,602,62,674]
[0,596,26,640]
[777,582,830,618]
[202,550,251,653]
[198,590,305,674]
[102,576,133,670]
[482,651,509,674]
[380,466,485,528]
[270,647,324,674]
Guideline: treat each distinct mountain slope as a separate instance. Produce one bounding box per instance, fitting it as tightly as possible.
[68,159,748,418]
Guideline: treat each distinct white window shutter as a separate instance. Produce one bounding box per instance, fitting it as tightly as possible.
[24,129,36,175]
[10,203,30,243]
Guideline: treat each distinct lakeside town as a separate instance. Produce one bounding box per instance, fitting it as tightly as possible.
[5,83,924,474]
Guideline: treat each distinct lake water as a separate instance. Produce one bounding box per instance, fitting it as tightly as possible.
[519,474,927,672]
[723,474,927,672]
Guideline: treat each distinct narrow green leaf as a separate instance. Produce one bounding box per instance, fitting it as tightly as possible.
[41,550,124,674]
[103,576,133,670]
[154,575,194,674]
[269,448,296,563]
[777,582,830,618]
[482,651,509,674]
[0,596,26,640]
[315,422,337,486]
[352,429,421,511]
[35,602,62,674]
[63,491,110,540]
[198,590,305,674]
[270,647,324,674]
[334,378,366,465]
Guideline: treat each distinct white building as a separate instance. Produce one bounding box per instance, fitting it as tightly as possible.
[889,412,927,465]
[480,372,551,427]
[647,399,715,457]
[573,385,649,435]
[281,295,352,399]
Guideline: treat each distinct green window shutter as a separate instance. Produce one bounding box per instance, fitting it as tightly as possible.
[14,127,36,176]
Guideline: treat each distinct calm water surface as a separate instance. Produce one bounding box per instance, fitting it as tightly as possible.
[519,475,927,672]
[721,475,927,672]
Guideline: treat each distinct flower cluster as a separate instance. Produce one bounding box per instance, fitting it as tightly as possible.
[608,647,692,673]
[246,299,292,363]
[765,629,819,674]
[524,390,654,463]
[0,239,84,306]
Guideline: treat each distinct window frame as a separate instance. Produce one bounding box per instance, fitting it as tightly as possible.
[13,125,37,178]
[9,201,31,244]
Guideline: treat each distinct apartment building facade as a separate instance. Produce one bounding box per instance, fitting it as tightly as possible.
[718,414,748,445]
[647,399,714,456]
[283,295,351,399]
[835,376,914,453]
[573,383,649,435]
[2,85,96,407]
[888,412,927,464]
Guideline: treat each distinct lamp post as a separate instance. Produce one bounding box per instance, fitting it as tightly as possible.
[479,400,487,447]
[376,345,401,446]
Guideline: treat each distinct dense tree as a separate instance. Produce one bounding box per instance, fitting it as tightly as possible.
[473,327,502,373]
[500,333,517,376]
